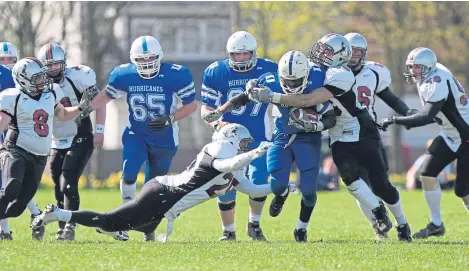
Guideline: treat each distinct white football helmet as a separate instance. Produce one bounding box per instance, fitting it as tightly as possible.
[344,32,367,70]
[12,57,53,96]
[37,43,67,82]
[130,36,163,79]
[308,33,352,67]
[0,42,19,69]
[404,47,437,84]
[278,51,310,94]
[226,31,258,72]
[213,123,253,153]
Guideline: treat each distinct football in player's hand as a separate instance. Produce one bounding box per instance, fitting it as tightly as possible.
[290,107,319,123]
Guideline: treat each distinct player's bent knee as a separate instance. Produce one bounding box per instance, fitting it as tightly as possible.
[454,178,469,198]
[218,200,236,211]
[1,179,22,202]
[5,203,27,218]
[249,196,267,202]
[301,194,317,208]
[420,175,439,191]
[339,163,360,186]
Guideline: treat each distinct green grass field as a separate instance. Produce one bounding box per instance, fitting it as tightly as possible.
[1,189,469,271]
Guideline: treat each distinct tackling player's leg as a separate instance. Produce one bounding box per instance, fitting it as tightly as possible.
[141,145,177,241]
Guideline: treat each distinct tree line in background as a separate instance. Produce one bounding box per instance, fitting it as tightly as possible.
[1,1,468,173]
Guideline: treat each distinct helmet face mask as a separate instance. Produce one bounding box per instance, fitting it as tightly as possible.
[309,42,335,67]
[37,43,66,82]
[308,34,352,68]
[13,57,53,97]
[344,33,368,70]
[226,31,258,72]
[130,36,163,79]
[403,47,437,84]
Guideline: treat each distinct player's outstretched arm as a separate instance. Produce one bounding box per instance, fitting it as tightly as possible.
[201,94,251,124]
[55,103,83,122]
[320,109,337,131]
[90,90,112,111]
[249,85,334,107]
[380,100,443,130]
[377,88,413,116]
[212,142,272,173]
[233,174,272,198]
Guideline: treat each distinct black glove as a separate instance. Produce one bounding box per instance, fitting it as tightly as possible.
[380,116,396,132]
[148,114,175,131]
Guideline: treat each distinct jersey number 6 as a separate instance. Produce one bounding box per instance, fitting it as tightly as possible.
[129,93,166,121]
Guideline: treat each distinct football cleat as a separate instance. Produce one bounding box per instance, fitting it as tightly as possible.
[96,228,129,241]
[143,232,155,242]
[294,228,307,242]
[31,204,59,230]
[247,222,267,241]
[397,223,412,242]
[31,212,45,240]
[0,231,13,241]
[372,224,388,242]
[269,193,289,217]
[372,206,392,233]
[412,222,445,239]
[219,231,236,241]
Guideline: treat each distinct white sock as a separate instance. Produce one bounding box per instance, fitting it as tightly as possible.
[249,213,261,224]
[464,204,469,214]
[423,188,442,226]
[120,181,136,204]
[385,199,407,226]
[356,199,376,226]
[57,209,72,222]
[0,219,10,233]
[222,224,235,232]
[27,200,41,216]
[296,219,309,230]
[347,178,380,211]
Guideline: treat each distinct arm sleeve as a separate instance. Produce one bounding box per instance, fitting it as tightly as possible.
[174,68,196,105]
[105,67,126,99]
[201,66,220,108]
[377,87,410,116]
[320,108,336,130]
[212,151,257,173]
[394,100,444,128]
[232,171,272,198]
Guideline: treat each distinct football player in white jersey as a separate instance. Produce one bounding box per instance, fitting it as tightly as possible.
[381,47,469,239]
[0,58,87,240]
[247,33,412,242]
[0,42,49,240]
[36,43,106,241]
[344,33,418,240]
[32,124,294,242]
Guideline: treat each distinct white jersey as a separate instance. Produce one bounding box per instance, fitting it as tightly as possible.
[158,140,260,221]
[353,61,392,123]
[52,65,97,149]
[0,85,63,156]
[417,63,469,152]
[324,66,365,144]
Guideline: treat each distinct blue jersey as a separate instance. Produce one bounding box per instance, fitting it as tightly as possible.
[0,65,14,92]
[106,62,195,148]
[258,64,328,135]
[0,65,14,142]
[201,58,278,143]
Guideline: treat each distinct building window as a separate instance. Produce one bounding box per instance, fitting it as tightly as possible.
[180,23,200,53]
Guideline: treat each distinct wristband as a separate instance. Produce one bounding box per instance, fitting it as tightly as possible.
[96,124,105,134]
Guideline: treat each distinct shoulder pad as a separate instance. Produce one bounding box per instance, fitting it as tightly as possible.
[65,65,97,89]
[324,67,355,90]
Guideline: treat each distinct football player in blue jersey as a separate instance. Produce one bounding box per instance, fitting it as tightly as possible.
[0,42,46,240]
[200,31,278,241]
[77,35,198,241]
[203,51,337,242]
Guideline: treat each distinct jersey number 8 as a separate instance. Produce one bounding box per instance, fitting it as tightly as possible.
[129,93,165,121]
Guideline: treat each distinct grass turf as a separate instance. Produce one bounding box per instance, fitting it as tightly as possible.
[1,189,469,270]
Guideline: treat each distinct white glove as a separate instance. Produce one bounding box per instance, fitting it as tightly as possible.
[202,109,222,123]
[247,84,274,103]
[288,182,297,193]
[245,79,259,94]
[252,141,273,158]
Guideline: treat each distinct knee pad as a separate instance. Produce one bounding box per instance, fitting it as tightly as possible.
[454,177,469,198]
[420,175,439,191]
[218,200,236,211]
[249,196,267,202]
[301,193,317,208]
[340,163,360,186]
